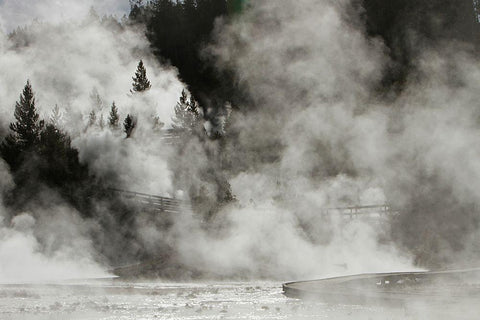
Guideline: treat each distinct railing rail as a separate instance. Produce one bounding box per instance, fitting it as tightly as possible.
[324,204,397,218]
[109,188,191,214]
[111,188,397,218]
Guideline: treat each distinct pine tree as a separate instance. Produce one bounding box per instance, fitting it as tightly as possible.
[131,60,151,93]
[6,80,42,149]
[49,104,63,127]
[0,80,43,168]
[108,102,120,128]
[172,90,202,133]
[38,123,87,186]
[123,114,136,138]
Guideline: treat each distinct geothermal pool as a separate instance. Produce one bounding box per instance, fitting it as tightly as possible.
[0,280,475,319]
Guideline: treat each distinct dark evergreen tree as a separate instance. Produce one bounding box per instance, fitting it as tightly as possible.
[109,102,120,128]
[7,80,42,149]
[131,60,151,93]
[129,0,146,21]
[0,81,43,168]
[123,114,136,138]
[129,0,237,116]
[37,123,88,188]
[0,82,95,216]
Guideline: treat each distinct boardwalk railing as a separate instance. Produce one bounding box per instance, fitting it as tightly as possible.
[111,188,396,218]
[323,204,397,218]
[161,129,183,145]
[109,188,191,214]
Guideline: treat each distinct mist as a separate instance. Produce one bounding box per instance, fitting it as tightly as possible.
[0,14,185,195]
[171,0,480,277]
[168,0,416,279]
[1,0,479,288]
[0,158,109,283]
[0,7,186,282]
[0,0,130,32]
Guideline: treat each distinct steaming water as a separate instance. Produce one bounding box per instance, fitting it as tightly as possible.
[0,280,469,319]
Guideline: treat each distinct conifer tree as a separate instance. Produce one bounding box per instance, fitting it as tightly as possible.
[123,114,136,138]
[109,102,120,128]
[49,104,63,127]
[4,80,42,150]
[0,80,43,168]
[131,60,151,93]
[172,90,201,133]
[38,123,87,187]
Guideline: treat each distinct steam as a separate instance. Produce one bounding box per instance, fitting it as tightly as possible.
[0,159,108,283]
[0,15,184,195]
[2,0,480,284]
[0,0,130,32]
[0,6,184,282]
[169,0,480,278]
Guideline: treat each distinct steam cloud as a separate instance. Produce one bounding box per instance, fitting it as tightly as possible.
[0,0,130,32]
[0,6,184,282]
[189,0,480,275]
[172,0,416,279]
[2,0,480,283]
[0,15,184,195]
[0,159,108,282]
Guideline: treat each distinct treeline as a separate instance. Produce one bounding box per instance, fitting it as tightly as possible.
[85,60,152,136]
[361,0,480,89]
[0,59,204,205]
[129,0,247,115]
[0,81,93,213]
[127,0,241,220]
[0,58,206,265]
[130,0,480,98]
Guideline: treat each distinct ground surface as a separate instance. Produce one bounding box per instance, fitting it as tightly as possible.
[0,280,476,319]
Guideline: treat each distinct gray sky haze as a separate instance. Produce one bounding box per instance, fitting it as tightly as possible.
[0,0,130,32]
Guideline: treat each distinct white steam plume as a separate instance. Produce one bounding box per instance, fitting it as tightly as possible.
[0,17,184,195]
[0,159,108,283]
[173,0,480,279]
[170,0,415,280]
[0,5,185,280]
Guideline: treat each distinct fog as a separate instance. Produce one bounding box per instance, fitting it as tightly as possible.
[0,159,108,283]
[0,0,479,294]
[0,0,130,32]
[190,0,480,275]
[0,10,184,282]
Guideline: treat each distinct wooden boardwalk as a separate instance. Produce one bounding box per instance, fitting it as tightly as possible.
[111,188,396,218]
[110,188,191,214]
[323,204,398,218]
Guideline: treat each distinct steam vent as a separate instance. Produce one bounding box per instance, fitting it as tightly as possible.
[283,268,480,306]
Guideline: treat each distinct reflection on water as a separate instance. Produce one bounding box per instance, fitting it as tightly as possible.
[0,281,475,319]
